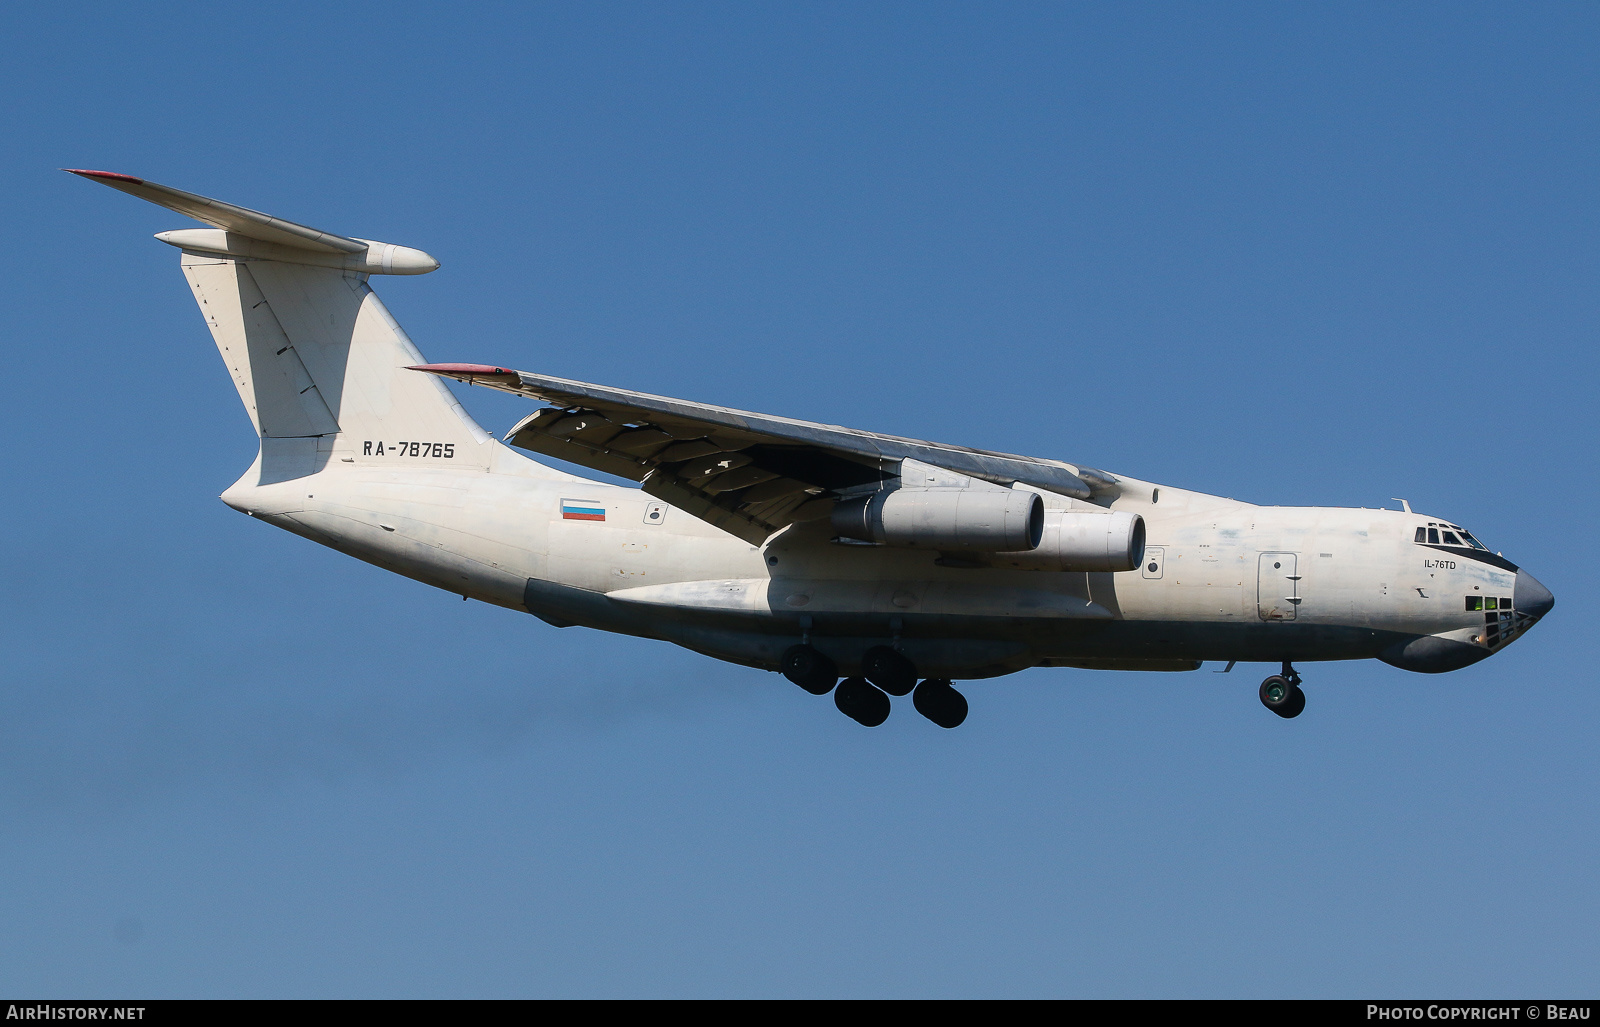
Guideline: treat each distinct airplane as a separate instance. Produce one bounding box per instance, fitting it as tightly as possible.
[70,169,1555,728]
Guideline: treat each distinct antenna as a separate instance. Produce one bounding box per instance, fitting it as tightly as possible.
[1391,498,1412,514]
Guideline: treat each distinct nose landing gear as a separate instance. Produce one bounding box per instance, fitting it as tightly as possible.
[1259,662,1306,719]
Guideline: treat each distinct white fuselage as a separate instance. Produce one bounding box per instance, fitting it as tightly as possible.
[222,438,1526,680]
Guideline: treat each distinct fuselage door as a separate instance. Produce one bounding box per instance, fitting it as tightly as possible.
[1257,552,1300,621]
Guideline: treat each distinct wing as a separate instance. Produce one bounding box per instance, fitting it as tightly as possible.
[410,363,1118,544]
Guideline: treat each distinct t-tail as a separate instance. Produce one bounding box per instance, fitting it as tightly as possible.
[68,170,497,486]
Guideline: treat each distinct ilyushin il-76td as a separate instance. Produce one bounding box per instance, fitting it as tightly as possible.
[72,170,1555,728]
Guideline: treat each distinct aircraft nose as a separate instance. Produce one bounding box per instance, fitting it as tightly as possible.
[1514,569,1555,619]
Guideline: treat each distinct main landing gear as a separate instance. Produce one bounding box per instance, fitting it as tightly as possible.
[1259,661,1306,719]
[780,644,837,695]
[834,676,890,727]
[911,678,968,729]
[781,644,968,728]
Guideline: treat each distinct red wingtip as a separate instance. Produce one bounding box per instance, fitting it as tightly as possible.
[408,363,519,377]
[65,169,145,184]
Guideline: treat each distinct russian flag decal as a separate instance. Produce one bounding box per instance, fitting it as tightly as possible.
[561,499,606,522]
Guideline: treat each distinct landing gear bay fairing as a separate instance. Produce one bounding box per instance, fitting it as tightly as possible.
[74,171,1555,727]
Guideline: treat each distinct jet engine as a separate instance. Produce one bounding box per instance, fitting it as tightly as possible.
[1036,510,1146,571]
[974,509,1146,571]
[831,487,1044,552]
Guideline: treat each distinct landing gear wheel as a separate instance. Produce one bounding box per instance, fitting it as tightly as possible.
[781,644,838,695]
[912,678,968,729]
[1259,675,1305,719]
[834,676,891,727]
[862,646,917,696]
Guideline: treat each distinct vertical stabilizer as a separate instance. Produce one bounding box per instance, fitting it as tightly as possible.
[68,171,499,483]
[181,252,493,482]
[183,254,492,483]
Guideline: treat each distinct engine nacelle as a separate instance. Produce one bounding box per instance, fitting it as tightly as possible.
[831,487,1044,552]
[1036,510,1145,571]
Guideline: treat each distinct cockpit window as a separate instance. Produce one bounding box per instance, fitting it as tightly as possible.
[1413,523,1491,551]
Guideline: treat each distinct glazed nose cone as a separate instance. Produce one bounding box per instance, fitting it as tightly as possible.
[1514,569,1555,619]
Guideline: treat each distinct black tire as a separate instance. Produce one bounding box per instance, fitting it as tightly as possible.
[862,645,917,696]
[834,676,891,727]
[1277,686,1306,719]
[1259,674,1293,711]
[912,678,968,729]
[781,644,837,695]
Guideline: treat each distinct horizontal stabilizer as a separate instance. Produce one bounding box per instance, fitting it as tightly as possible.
[67,170,365,253]
[69,170,440,275]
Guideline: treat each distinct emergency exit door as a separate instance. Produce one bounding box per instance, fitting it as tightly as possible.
[1257,553,1300,621]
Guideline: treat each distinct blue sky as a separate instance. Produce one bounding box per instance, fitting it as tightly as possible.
[0,2,1595,997]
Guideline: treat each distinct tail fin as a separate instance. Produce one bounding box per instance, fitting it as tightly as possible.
[180,253,493,480]
[71,170,494,481]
